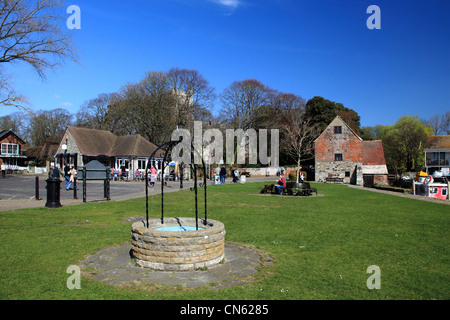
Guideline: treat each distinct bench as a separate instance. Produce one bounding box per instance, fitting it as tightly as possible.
[282,182,318,196]
[282,182,296,195]
[299,182,317,196]
[325,177,344,183]
[260,182,318,196]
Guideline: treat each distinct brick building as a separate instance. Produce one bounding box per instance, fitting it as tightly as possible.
[314,116,388,186]
[0,129,27,170]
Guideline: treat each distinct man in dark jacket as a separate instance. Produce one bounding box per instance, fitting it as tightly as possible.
[51,164,61,179]
[220,166,226,184]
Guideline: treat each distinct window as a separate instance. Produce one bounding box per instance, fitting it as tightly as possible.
[426,152,449,166]
[334,126,342,134]
[137,159,147,170]
[345,171,350,177]
[440,152,446,165]
[442,188,448,196]
[426,152,438,166]
[335,153,343,161]
[1,143,19,155]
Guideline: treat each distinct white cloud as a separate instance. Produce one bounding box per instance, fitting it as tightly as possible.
[61,101,73,107]
[210,0,241,8]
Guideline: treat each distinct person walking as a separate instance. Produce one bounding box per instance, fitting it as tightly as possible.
[64,163,72,190]
[232,168,240,183]
[69,166,78,190]
[220,166,226,184]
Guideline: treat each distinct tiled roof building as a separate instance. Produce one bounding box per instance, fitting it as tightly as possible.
[55,126,159,173]
[314,116,388,186]
[424,135,450,175]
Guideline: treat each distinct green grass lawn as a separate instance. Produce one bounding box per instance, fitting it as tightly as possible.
[0,182,448,300]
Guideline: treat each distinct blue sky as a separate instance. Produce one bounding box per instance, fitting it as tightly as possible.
[2,0,449,127]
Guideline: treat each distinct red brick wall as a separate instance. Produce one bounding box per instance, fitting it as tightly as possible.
[315,127,363,162]
[314,119,364,185]
[0,133,24,155]
[1,135,22,146]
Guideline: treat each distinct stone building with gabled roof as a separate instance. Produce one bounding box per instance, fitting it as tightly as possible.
[54,126,160,175]
[314,116,388,186]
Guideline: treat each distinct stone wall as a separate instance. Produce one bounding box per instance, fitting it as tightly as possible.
[315,160,363,185]
[131,218,225,271]
[55,128,83,167]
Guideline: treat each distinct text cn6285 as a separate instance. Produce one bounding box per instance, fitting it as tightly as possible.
[224,305,269,315]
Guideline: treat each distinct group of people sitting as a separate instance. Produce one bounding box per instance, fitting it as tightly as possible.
[274,170,305,195]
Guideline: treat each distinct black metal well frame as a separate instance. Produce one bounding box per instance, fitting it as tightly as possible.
[144,137,207,230]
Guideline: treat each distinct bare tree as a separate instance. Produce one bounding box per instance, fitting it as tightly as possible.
[279,96,320,183]
[422,112,450,135]
[441,111,450,135]
[29,108,73,146]
[0,111,30,140]
[0,73,27,109]
[0,0,78,109]
[106,72,178,145]
[219,79,269,130]
[167,67,215,128]
[422,114,441,135]
[76,93,112,130]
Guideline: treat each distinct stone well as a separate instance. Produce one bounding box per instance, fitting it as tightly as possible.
[131,217,225,271]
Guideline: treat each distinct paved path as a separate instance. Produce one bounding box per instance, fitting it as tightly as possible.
[1,174,448,211]
[346,184,450,205]
[0,174,271,212]
[79,242,273,289]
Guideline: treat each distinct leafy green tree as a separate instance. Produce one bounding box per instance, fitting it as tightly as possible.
[304,96,360,133]
[359,125,387,140]
[381,115,433,174]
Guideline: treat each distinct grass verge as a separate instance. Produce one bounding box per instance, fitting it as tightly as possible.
[0,182,448,300]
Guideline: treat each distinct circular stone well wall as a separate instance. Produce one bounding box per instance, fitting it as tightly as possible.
[131,218,225,271]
